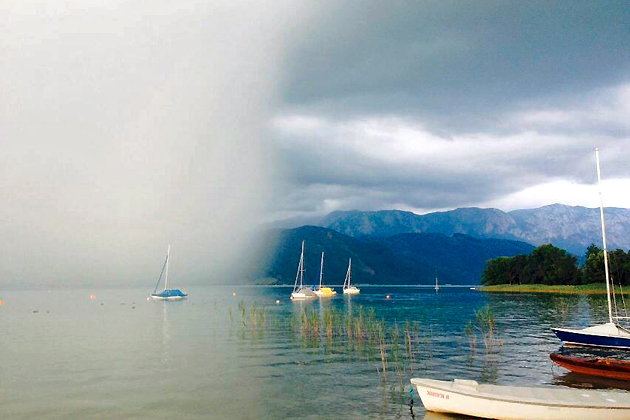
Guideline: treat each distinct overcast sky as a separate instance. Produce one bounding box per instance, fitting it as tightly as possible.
[1,1,629,286]
[271,0,630,219]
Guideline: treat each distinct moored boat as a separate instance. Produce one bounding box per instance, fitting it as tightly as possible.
[553,324,630,349]
[342,258,360,295]
[551,352,630,381]
[291,241,316,300]
[150,245,187,300]
[552,149,630,349]
[411,377,630,420]
[313,252,336,297]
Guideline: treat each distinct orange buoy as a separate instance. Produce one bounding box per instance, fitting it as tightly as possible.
[89,294,95,300]
[0,299,4,306]
[386,295,391,300]
[232,292,237,297]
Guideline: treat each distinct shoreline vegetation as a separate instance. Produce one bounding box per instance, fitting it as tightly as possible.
[481,243,630,288]
[481,283,630,295]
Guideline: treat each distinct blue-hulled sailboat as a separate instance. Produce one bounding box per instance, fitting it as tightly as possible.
[552,149,630,348]
[150,245,187,300]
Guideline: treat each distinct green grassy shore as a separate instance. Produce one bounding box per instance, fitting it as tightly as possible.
[481,283,630,294]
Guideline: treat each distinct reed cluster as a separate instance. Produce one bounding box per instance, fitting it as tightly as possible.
[464,306,502,354]
[292,305,422,385]
[237,300,267,331]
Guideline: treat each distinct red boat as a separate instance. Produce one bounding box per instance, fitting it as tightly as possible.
[551,353,630,381]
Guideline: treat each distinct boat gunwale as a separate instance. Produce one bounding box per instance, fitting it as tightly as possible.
[552,327,630,340]
[553,327,630,349]
[411,378,630,410]
[549,353,630,373]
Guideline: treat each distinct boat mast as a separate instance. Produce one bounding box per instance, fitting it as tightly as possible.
[596,148,613,324]
[164,244,170,291]
[345,258,352,288]
[294,240,305,292]
[319,252,324,288]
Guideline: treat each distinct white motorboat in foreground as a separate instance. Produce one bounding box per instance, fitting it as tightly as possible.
[411,377,630,420]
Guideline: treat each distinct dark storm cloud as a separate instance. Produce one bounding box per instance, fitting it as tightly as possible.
[270,0,630,218]
[282,0,630,130]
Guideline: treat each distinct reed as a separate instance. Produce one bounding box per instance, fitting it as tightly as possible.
[460,306,502,355]
[235,300,427,384]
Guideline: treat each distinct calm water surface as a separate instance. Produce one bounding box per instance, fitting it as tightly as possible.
[1,286,623,419]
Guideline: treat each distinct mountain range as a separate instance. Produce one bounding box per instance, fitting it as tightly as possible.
[256,226,534,285]
[303,204,630,256]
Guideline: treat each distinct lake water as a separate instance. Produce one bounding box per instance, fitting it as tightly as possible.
[1,286,625,419]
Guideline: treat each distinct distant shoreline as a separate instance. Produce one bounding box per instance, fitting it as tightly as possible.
[481,283,629,295]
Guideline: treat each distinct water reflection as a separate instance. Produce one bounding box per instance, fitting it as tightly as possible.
[8,286,630,420]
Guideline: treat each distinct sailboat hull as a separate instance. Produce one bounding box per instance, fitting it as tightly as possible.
[150,295,186,301]
[343,287,360,295]
[552,327,630,349]
[151,289,187,301]
[314,287,336,297]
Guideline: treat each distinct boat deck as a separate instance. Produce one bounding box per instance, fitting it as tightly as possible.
[412,378,630,408]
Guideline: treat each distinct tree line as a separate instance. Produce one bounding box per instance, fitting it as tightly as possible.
[481,244,630,286]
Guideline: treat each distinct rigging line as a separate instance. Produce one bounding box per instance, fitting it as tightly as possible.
[613,279,619,320]
[612,252,630,320]
[619,280,629,320]
[153,255,169,293]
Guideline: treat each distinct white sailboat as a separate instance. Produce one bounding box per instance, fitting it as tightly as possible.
[150,245,187,300]
[291,241,316,300]
[314,252,336,297]
[342,258,360,295]
[434,270,439,292]
[552,148,630,348]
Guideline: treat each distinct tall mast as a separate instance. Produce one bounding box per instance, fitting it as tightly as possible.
[347,258,352,288]
[299,240,305,288]
[596,149,613,324]
[319,252,324,288]
[164,244,170,291]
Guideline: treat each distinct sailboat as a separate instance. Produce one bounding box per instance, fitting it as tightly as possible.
[434,270,439,292]
[313,252,336,297]
[291,241,316,300]
[552,148,630,348]
[342,258,360,295]
[150,245,187,300]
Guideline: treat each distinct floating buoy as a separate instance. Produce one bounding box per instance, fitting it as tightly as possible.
[0,299,4,306]
[89,294,95,300]
[146,297,150,301]
[386,295,391,300]
[275,300,280,304]
[232,292,237,297]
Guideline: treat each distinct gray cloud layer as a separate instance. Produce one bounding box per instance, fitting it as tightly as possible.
[271,0,630,219]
